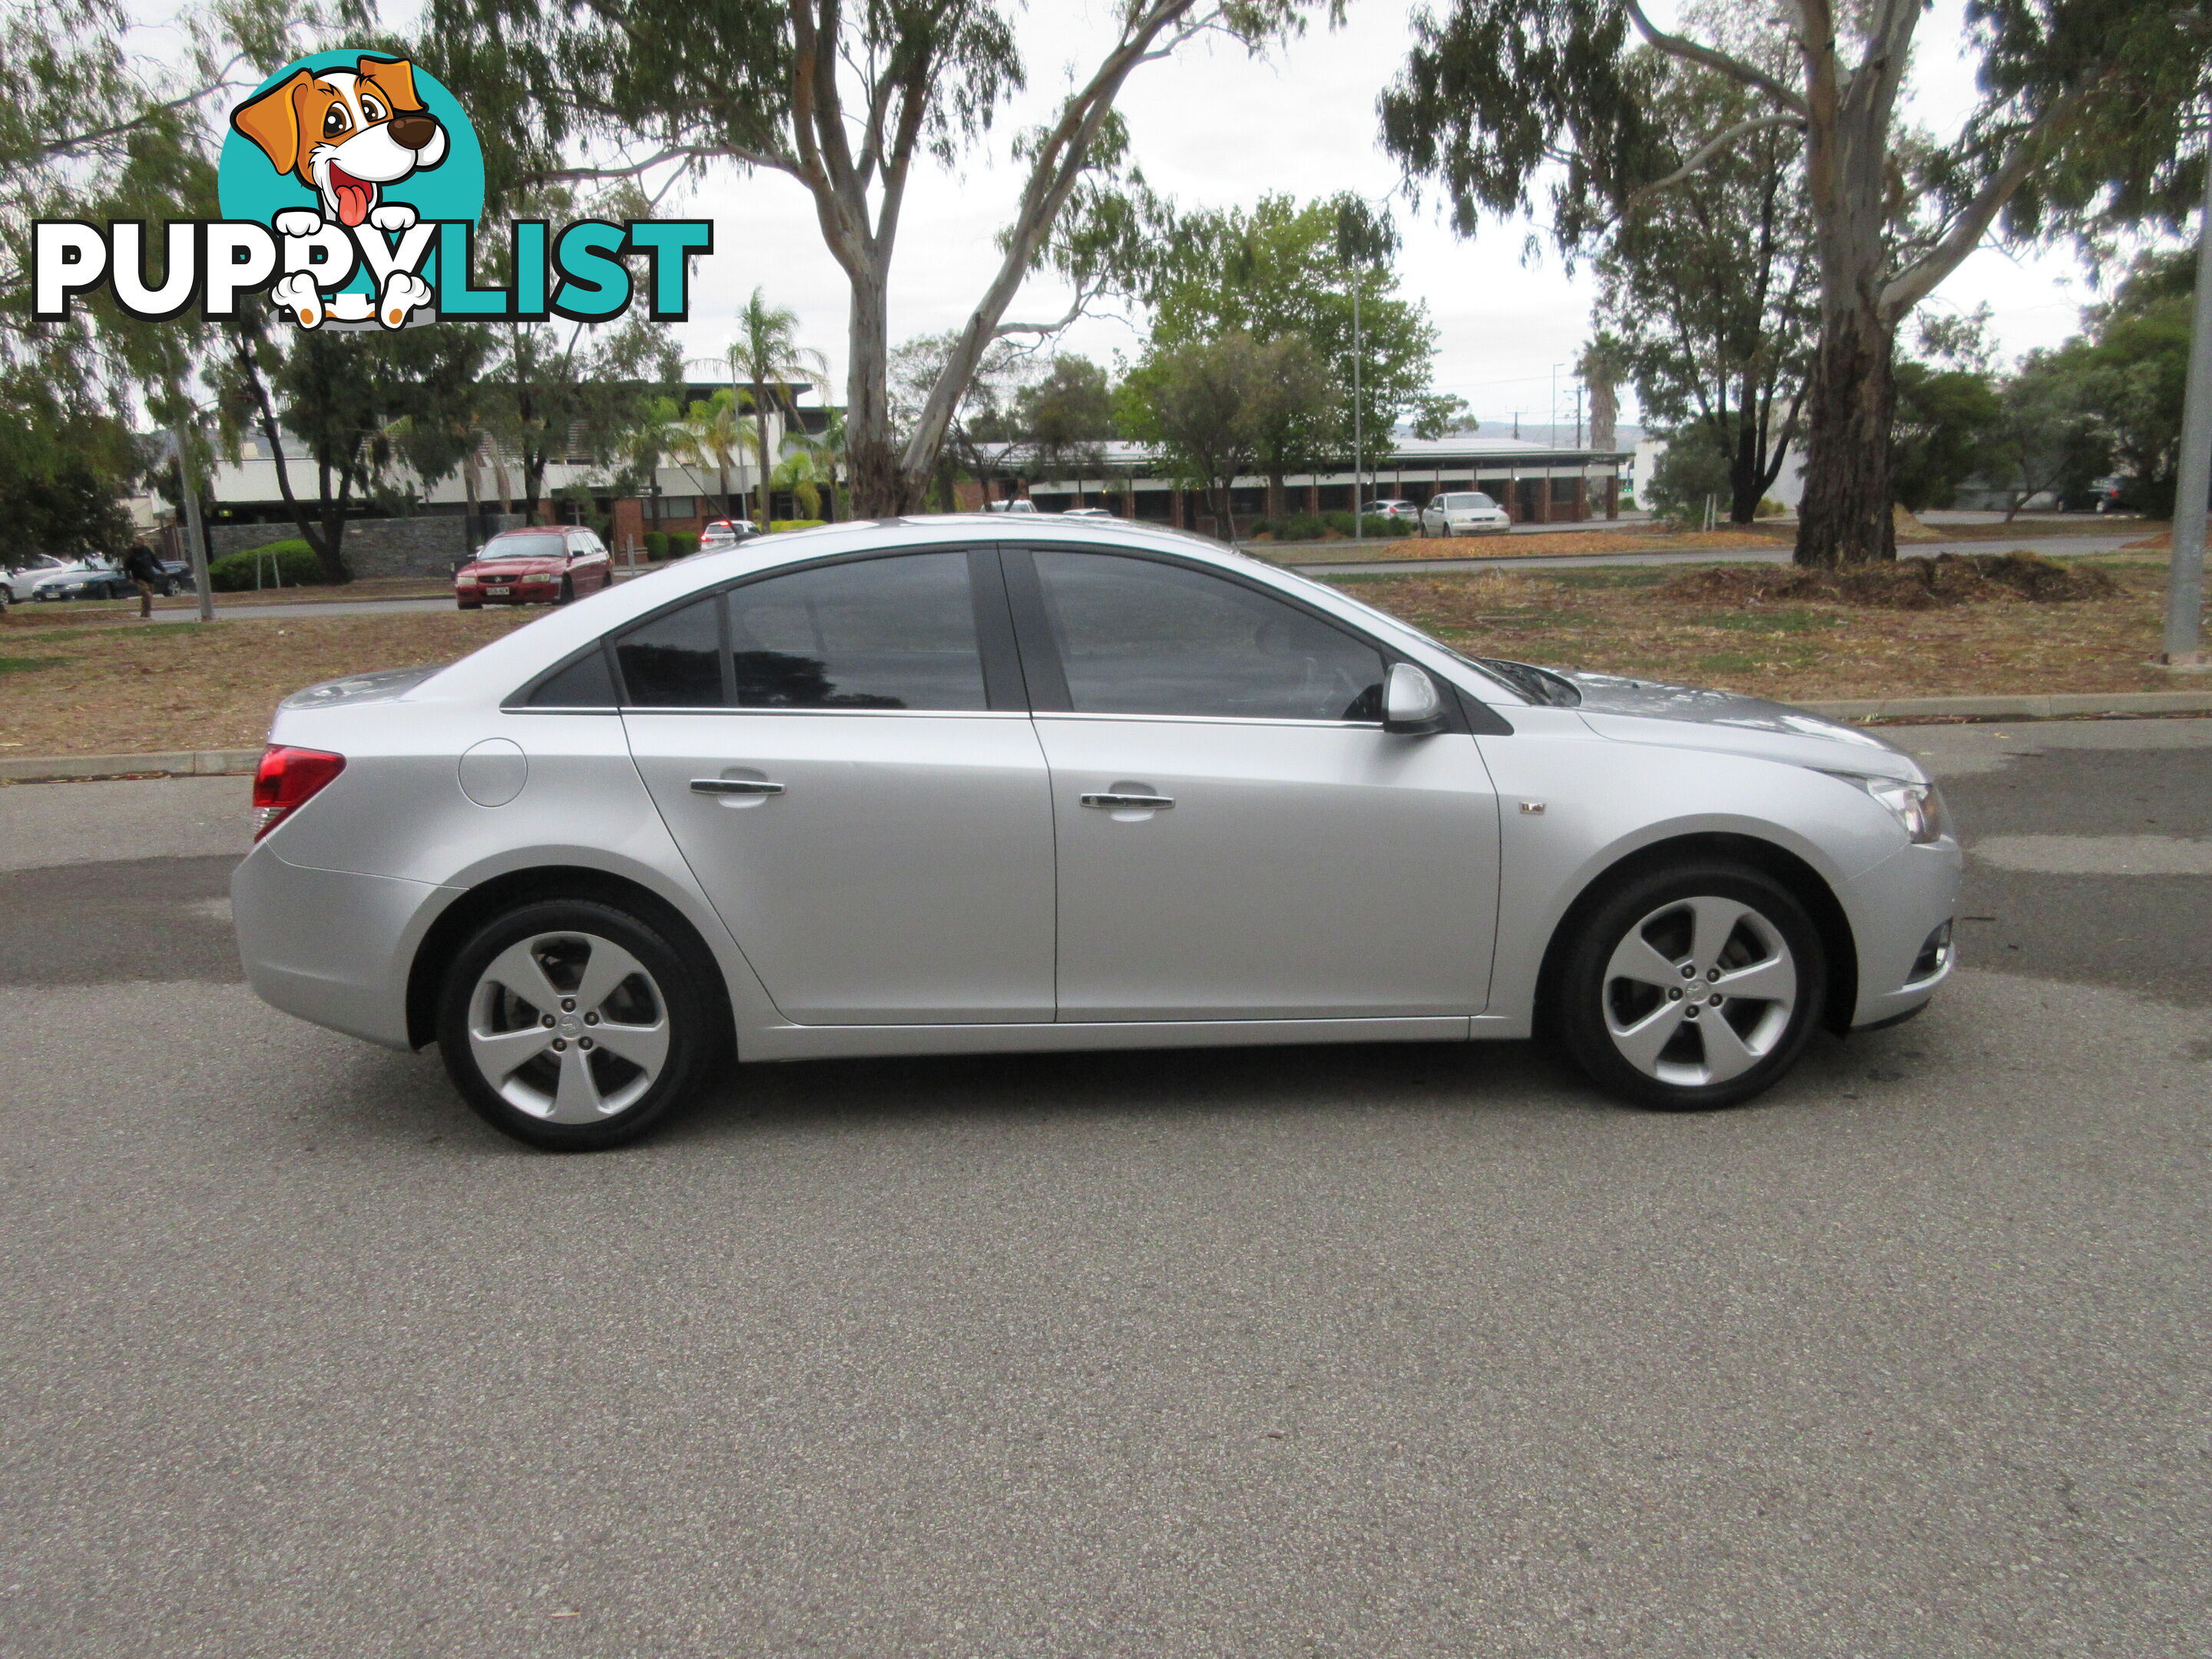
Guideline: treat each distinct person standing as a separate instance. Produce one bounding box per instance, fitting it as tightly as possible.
[121,543,163,619]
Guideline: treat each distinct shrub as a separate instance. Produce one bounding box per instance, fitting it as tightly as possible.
[207,539,329,591]
[641,530,671,562]
[1278,513,1328,542]
[1754,497,1786,519]
[767,519,827,533]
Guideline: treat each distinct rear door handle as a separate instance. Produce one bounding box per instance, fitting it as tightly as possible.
[1081,793,1174,810]
[691,777,784,796]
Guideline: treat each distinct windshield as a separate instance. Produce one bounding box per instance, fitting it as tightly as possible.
[480,534,568,561]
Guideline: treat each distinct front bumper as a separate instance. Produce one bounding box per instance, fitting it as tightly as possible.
[1842,839,1963,1027]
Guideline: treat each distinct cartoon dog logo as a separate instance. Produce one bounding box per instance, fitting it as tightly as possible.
[230,56,446,329]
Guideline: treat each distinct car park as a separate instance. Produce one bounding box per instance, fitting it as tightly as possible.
[454,528,614,609]
[1420,491,1513,535]
[234,515,1960,1151]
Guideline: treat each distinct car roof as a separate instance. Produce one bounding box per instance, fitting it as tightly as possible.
[413,515,1531,707]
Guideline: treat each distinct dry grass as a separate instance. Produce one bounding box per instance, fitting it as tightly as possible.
[0,553,2190,760]
[1272,525,1796,563]
[1340,555,2183,702]
[0,609,537,757]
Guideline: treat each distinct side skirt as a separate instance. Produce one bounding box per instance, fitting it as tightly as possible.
[741,1015,1527,1063]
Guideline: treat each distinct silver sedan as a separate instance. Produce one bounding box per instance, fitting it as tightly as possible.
[232,517,1960,1149]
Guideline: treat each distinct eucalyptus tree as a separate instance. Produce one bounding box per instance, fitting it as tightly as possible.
[1134,194,1448,515]
[1379,0,2208,564]
[1118,331,1330,537]
[3,0,300,553]
[426,0,1335,515]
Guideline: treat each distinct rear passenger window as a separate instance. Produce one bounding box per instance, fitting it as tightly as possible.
[617,595,723,707]
[725,552,986,710]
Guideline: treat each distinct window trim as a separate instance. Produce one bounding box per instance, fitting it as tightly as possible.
[600,542,1015,716]
[1002,543,1461,732]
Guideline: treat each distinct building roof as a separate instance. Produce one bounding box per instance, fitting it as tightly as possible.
[977,435,1631,474]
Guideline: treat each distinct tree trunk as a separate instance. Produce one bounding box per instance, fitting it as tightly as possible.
[1794,303,1897,565]
[1728,419,1766,525]
[753,385,776,528]
[844,270,920,517]
[461,445,484,553]
[1267,472,1286,520]
[489,449,516,519]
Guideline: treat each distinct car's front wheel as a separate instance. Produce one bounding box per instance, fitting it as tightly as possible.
[436,898,721,1149]
[1553,864,1826,1111]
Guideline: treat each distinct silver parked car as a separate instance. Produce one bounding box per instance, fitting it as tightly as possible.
[233,517,1959,1150]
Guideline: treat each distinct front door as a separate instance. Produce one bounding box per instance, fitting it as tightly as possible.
[621,548,1055,1025]
[1009,548,1501,1022]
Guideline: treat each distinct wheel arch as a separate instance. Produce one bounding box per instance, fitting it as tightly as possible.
[1535,832,1859,1038]
[405,864,735,1052]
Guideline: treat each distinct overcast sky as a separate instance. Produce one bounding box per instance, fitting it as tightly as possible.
[160,0,2177,432]
[647,0,2169,435]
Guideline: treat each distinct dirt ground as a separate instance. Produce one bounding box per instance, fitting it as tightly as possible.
[1262,526,1798,562]
[1342,555,2183,701]
[0,555,2190,760]
[0,609,538,757]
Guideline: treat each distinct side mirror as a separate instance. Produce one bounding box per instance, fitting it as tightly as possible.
[1383,662,1446,735]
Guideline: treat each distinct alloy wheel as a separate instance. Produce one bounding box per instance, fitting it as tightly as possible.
[465,930,670,1121]
[1601,896,1799,1088]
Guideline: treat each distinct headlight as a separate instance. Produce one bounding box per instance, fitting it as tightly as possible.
[1830,772,1945,843]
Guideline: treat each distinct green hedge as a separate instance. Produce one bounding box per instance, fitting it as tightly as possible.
[767,519,827,533]
[207,539,331,591]
[642,530,671,561]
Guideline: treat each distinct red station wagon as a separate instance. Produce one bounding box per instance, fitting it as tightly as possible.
[455,528,614,610]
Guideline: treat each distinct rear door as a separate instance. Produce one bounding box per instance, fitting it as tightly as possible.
[1007,547,1501,1023]
[621,548,1056,1025]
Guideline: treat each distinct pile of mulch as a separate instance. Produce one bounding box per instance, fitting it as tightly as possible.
[1663,551,2118,611]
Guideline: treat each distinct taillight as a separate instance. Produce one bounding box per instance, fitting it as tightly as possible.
[251,745,346,840]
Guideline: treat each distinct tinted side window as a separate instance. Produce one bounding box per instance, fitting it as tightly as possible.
[616,595,724,707]
[528,647,616,707]
[1031,552,1384,723]
[725,552,987,710]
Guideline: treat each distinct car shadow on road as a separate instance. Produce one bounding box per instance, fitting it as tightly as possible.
[313,1016,1936,1160]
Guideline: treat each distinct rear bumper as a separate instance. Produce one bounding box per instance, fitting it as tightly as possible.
[231,843,457,1051]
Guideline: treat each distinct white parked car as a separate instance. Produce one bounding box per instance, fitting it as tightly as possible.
[1364,499,1421,524]
[1422,492,1513,536]
[2,555,78,602]
[233,515,1959,1151]
[697,519,757,554]
[1060,506,1118,519]
[985,499,1040,514]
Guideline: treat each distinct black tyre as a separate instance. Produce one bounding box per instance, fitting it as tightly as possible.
[456,599,482,610]
[557,575,575,604]
[436,897,724,1150]
[1551,863,1826,1111]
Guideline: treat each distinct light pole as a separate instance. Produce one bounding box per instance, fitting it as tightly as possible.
[2160,160,2212,669]
[1352,269,1363,548]
[168,423,215,623]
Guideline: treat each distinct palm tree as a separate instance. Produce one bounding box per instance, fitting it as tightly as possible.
[770,447,826,519]
[667,389,758,521]
[728,289,830,527]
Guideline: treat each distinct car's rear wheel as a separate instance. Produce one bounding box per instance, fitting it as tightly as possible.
[557,575,575,604]
[1553,863,1826,1111]
[436,899,720,1150]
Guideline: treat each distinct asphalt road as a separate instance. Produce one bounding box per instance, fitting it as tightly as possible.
[2,723,2207,1657]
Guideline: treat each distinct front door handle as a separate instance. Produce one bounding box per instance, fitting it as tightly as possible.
[1081,793,1174,810]
[691,777,784,796]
